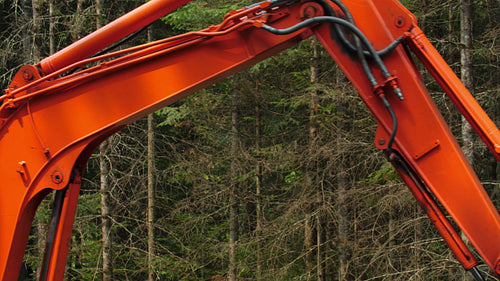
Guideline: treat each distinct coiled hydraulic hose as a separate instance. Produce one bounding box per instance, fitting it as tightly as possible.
[322,0,403,57]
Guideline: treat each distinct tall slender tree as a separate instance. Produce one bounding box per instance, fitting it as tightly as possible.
[336,89,349,281]
[147,114,156,281]
[48,0,55,55]
[461,0,475,165]
[146,26,157,281]
[31,0,41,62]
[309,38,326,281]
[460,0,475,280]
[254,96,263,280]
[72,0,84,42]
[229,90,240,281]
[96,1,113,280]
[99,141,113,281]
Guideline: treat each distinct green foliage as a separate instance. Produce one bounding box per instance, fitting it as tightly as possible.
[156,105,190,127]
[162,0,254,32]
[284,170,302,184]
[362,162,399,185]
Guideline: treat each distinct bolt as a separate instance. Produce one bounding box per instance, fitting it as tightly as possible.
[22,69,34,82]
[394,17,405,28]
[300,2,324,20]
[51,171,63,184]
[303,6,317,19]
[379,139,386,145]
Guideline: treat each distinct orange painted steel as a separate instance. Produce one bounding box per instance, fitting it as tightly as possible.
[394,157,479,270]
[1,0,500,280]
[0,3,312,279]
[312,0,500,276]
[406,27,500,159]
[37,0,192,75]
[40,175,82,281]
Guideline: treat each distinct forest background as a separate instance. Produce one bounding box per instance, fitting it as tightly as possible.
[0,0,499,280]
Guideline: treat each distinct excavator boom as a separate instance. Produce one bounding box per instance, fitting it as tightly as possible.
[1,0,499,280]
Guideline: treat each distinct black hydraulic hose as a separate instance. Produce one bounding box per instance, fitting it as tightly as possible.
[65,24,151,75]
[323,0,364,59]
[93,24,150,58]
[320,0,403,57]
[262,16,406,100]
[470,267,486,281]
[328,0,354,23]
[39,189,67,281]
[261,16,389,85]
[389,155,486,281]
[324,0,403,101]
[260,15,401,154]
[322,0,376,94]
[373,37,403,57]
[340,34,403,58]
[321,0,402,154]
[380,96,397,157]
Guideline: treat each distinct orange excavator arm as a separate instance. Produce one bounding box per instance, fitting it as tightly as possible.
[1,0,499,280]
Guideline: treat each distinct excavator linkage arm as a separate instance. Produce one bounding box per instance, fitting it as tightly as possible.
[1,0,499,280]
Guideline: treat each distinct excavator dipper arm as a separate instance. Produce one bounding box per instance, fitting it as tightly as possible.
[1,0,499,280]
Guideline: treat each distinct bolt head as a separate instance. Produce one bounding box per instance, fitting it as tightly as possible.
[51,172,63,184]
[22,70,34,81]
[395,17,405,28]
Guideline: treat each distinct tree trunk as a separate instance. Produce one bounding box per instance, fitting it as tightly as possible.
[309,39,325,281]
[460,1,475,280]
[304,201,315,278]
[255,101,263,281]
[147,113,156,281]
[337,168,349,281]
[229,91,240,281]
[96,2,113,280]
[304,38,320,279]
[461,0,475,166]
[19,0,32,62]
[420,0,428,32]
[336,94,349,280]
[72,0,84,41]
[448,0,454,58]
[100,142,113,281]
[31,0,41,62]
[316,194,324,281]
[96,0,103,29]
[48,0,55,55]
[413,204,423,279]
[387,206,395,272]
[145,26,156,281]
